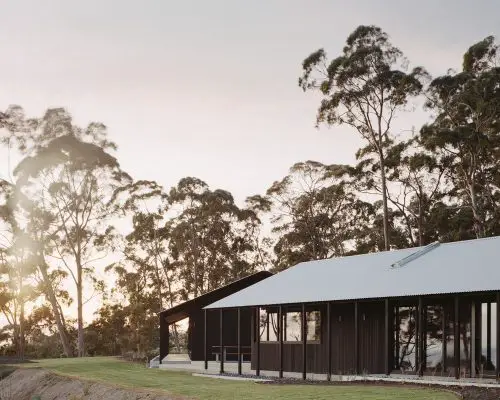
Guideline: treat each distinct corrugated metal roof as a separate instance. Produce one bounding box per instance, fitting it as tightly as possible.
[205,236,500,309]
[160,271,272,323]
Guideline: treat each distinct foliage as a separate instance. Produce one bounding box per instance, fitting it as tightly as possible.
[168,177,261,298]
[248,161,371,270]
[300,25,428,250]
[421,36,500,239]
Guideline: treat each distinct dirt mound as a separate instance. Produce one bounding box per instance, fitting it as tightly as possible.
[0,368,179,400]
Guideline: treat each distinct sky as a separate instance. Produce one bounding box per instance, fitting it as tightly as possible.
[1,0,500,323]
[1,0,499,205]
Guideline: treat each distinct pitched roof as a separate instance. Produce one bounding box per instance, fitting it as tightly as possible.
[160,271,272,323]
[205,236,500,309]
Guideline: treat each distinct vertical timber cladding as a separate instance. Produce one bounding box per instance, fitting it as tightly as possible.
[252,300,387,375]
[358,301,386,374]
[330,301,386,375]
[252,301,386,375]
[331,303,356,375]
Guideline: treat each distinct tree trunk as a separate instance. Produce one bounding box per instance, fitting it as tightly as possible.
[12,320,20,358]
[18,271,25,360]
[171,324,181,352]
[17,306,25,360]
[418,195,424,247]
[38,257,72,357]
[469,182,485,239]
[155,242,181,352]
[19,300,25,360]
[379,153,390,250]
[77,264,85,357]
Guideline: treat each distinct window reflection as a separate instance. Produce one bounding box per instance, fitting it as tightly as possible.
[459,303,471,372]
[492,303,497,370]
[258,308,321,343]
[394,298,498,377]
[426,305,444,372]
[396,303,450,375]
[396,306,417,372]
[480,302,497,372]
[284,312,302,341]
[259,308,279,342]
[306,311,321,342]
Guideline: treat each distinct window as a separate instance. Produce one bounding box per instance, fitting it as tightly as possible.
[258,308,321,343]
[395,306,417,372]
[259,308,279,342]
[481,302,497,371]
[425,305,445,372]
[306,310,321,342]
[284,312,301,341]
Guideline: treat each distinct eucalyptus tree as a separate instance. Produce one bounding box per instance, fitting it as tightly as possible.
[299,25,427,250]
[8,108,131,357]
[111,179,182,351]
[116,180,177,312]
[0,174,36,359]
[384,139,446,246]
[0,239,38,359]
[168,177,260,299]
[249,161,371,271]
[421,36,500,239]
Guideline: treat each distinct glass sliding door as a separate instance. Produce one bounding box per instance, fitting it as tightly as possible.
[425,305,445,374]
[395,306,417,373]
[394,302,452,376]
[480,302,497,374]
[492,302,497,371]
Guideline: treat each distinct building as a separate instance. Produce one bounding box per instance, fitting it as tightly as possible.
[201,236,500,380]
[159,271,272,365]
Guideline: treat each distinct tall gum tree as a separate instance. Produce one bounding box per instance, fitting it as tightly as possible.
[9,108,131,357]
[168,177,261,299]
[112,179,182,351]
[248,161,370,271]
[421,36,500,238]
[384,138,445,246]
[299,25,427,250]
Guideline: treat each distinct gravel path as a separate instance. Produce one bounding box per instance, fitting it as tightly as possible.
[256,375,500,400]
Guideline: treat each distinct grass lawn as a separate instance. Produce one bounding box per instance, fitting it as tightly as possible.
[18,357,457,400]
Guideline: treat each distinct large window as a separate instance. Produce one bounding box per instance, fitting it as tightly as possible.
[481,302,497,372]
[425,305,445,372]
[394,299,497,377]
[395,303,458,375]
[283,311,301,341]
[306,310,321,342]
[459,302,472,371]
[258,308,321,343]
[259,308,279,342]
[395,306,417,372]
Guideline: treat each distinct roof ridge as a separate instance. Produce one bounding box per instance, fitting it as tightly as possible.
[391,241,440,269]
[297,246,419,267]
[440,235,499,246]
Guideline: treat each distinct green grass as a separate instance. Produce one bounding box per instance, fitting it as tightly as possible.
[18,357,457,400]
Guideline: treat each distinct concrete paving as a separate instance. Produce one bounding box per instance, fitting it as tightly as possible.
[192,373,272,382]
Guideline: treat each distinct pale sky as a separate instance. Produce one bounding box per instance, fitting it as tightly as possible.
[1,0,499,205]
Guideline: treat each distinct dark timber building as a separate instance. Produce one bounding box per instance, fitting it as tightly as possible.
[201,236,500,380]
[159,271,272,364]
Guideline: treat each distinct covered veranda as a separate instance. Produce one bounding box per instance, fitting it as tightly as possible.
[159,271,272,365]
